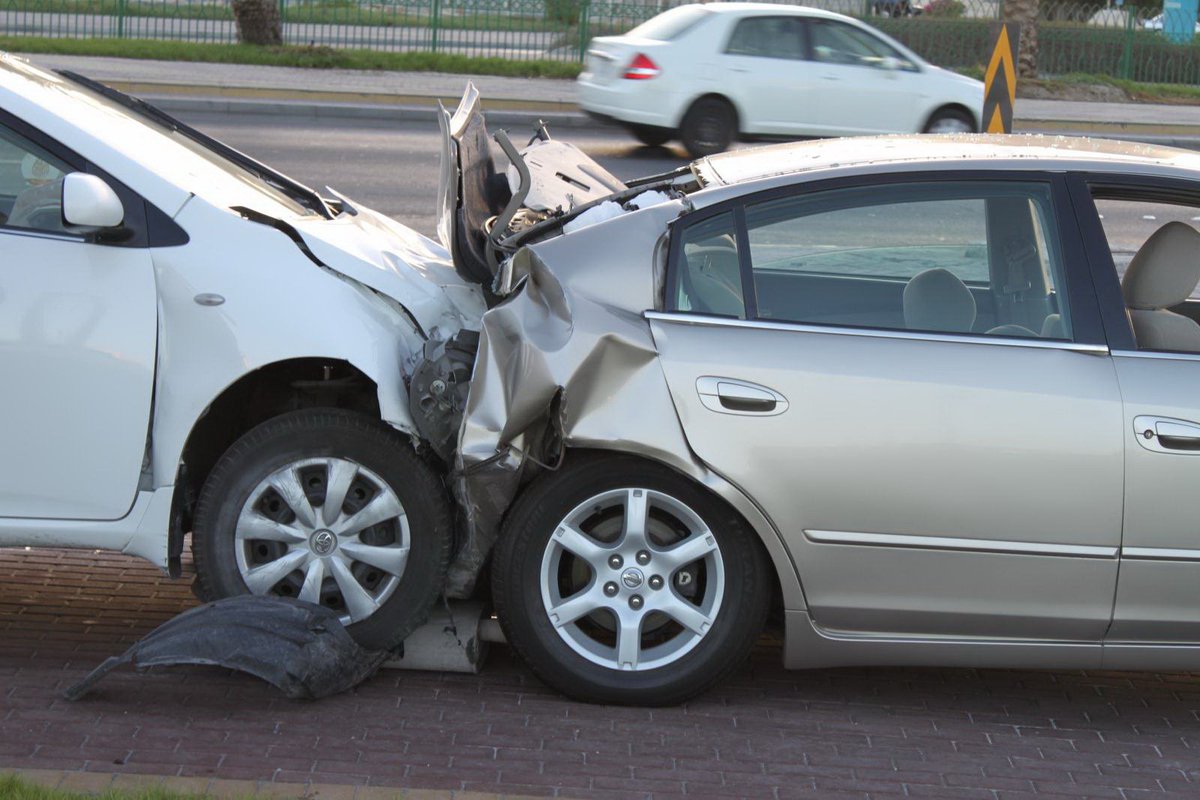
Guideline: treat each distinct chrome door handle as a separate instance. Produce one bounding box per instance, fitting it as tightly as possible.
[696,377,788,416]
[1134,415,1200,453]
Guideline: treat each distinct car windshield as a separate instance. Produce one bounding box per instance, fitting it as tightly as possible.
[1,57,322,220]
[625,5,712,40]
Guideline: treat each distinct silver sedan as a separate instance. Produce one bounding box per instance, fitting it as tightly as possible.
[440,90,1200,704]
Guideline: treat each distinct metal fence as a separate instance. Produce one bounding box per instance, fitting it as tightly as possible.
[1,0,1198,83]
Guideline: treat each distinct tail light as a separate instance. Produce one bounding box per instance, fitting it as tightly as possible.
[622,53,661,80]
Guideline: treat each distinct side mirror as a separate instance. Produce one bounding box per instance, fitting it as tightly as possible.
[61,172,124,231]
[879,55,900,71]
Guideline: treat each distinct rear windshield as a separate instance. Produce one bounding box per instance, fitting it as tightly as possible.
[625,5,712,40]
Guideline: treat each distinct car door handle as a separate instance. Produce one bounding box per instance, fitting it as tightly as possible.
[729,67,750,73]
[696,377,788,416]
[1133,415,1200,453]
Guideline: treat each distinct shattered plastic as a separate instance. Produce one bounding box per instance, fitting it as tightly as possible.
[65,596,387,700]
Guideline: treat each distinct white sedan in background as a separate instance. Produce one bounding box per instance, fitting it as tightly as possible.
[578,2,984,157]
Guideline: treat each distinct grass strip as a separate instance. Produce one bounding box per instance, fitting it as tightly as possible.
[0,773,225,800]
[0,36,583,79]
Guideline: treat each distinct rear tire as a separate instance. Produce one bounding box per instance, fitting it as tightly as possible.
[492,454,770,705]
[629,124,672,147]
[192,409,452,652]
[680,97,737,159]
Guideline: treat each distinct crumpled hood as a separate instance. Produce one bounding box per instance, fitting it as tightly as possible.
[292,198,486,339]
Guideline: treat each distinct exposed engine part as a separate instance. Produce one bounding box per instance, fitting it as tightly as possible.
[382,600,491,674]
[63,596,387,701]
[408,329,480,462]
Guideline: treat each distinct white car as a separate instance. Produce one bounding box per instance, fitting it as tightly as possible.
[1142,12,1200,33]
[0,54,488,649]
[578,2,984,157]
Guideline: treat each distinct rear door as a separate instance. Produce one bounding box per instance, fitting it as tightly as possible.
[650,171,1123,640]
[717,15,815,136]
[1070,175,1200,647]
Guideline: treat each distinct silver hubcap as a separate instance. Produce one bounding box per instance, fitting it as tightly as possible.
[927,116,973,134]
[234,457,409,625]
[539,488,725,672]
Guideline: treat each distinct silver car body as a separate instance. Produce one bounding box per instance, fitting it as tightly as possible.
[448,117,1200,670]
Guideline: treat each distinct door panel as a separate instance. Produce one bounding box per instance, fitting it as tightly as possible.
[650,318,1124,639]
[718,16,815,135]
[1109,353,1200,641]
[0,229,156,520]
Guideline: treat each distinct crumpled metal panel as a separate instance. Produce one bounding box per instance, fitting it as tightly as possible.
[446,199,698,596]
[64,596,387,701]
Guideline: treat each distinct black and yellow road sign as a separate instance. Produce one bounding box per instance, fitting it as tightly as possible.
[983,23,1020,134]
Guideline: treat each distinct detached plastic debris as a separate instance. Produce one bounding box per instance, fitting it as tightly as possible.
[64,595,388,701]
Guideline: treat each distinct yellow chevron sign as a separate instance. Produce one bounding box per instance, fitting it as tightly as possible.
[983,23,1020,133]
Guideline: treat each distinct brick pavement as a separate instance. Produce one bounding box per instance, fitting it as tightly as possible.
[3,547,1200,799]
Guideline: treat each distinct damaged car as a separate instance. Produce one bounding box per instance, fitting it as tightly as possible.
[0,54,484,650]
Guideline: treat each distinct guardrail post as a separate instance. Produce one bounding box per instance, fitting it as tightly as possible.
[431,0,442,54]
[577,0,591,61]
[116,0,126,38]
[1118,7,1135,80]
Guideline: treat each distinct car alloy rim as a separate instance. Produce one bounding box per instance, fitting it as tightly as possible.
[234,457,410,626]
[539,488,725,671]
[928,117,973,134]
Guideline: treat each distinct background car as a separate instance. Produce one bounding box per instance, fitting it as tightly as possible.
[577,2,983,158]
[1143,11,1200,33]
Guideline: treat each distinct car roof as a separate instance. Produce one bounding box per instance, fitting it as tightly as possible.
[688,2,852,19]
[691,134,1200,197]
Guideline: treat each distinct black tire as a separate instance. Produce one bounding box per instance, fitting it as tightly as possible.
[679,97,737,159]
[192,408,452,652]
[923,107,976,134]
[492,454,770,705]
[629,124,672,147]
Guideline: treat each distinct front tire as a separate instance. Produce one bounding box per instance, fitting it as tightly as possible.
[679,97,737,159]
[192,409,452,652]
[924,107,976,134]
[492,454,770,705]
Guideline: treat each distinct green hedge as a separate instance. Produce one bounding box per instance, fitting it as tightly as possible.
[874,17,1200,84]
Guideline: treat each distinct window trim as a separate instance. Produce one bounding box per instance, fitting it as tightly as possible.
[664,169,1108,347]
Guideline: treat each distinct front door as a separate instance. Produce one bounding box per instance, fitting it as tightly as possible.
[0,120,156,521]
[651,173,1123,640]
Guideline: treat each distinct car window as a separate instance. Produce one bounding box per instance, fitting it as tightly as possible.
[625,5,712,40]
[1091,192,1200,353]
[0,124,73,234]
[808,19,914,70]
[673,211,746,319]
[725,16,805,60]
[672,181,1074,340]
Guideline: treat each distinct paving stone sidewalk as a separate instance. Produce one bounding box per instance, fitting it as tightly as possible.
[3,547,1200,799]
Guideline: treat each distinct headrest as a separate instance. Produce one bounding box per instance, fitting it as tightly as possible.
[1122,221,1200,311]
[903,268,977,333]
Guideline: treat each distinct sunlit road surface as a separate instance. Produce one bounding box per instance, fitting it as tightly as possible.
[179,110,1196,274]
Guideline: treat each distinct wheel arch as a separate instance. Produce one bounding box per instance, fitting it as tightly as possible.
[676,92,743,135]
[510,445,806,615]
[166,357,381,577]
[923,102,979,133]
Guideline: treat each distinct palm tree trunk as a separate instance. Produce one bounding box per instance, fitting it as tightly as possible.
[231,0,283,46]
[1003,0,1039,78]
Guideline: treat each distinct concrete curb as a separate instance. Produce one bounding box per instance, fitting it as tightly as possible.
[4,767,548,799]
